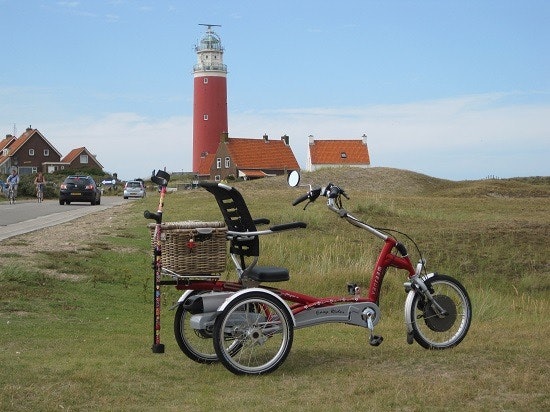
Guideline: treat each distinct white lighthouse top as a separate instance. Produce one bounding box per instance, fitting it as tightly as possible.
[194,25,227,74]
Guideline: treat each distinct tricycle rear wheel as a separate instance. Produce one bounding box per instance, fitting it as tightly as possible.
[213,291,293,375]
[174,291,218,364]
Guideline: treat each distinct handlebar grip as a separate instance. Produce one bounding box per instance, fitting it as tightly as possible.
[270,222,307,231]
[292,193,310,206]
[253,218,270,226]
[144,210,162,223]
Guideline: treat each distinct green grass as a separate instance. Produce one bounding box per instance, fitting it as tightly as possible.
[1,168,549,411]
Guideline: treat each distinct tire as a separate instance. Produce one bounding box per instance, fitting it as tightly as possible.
[173,292,219,364]
[213,291,293,375]
[59,199,64,205]
[408,274,471,349]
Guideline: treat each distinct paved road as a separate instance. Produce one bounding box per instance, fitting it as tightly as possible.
[0,196,128,241]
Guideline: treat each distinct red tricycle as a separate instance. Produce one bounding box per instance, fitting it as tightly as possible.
[145,170,472,375]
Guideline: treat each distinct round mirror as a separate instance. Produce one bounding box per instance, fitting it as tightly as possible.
[287,170,300,187]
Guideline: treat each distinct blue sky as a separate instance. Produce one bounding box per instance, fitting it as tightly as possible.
[1,0,548,181]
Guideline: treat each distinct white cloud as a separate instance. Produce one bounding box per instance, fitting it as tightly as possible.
[230,93,550,179]
[6,92,549,181]
[41,114,192,180]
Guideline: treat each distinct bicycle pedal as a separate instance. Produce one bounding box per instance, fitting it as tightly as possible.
[369,335,383,347]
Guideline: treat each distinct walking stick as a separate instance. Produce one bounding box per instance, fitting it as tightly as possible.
[144,170,171,353]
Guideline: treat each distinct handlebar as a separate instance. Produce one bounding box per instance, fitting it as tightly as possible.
[292,181,394,245]
[292,183,348,208]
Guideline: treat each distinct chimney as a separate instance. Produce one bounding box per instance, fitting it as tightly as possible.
[220,131,229,143]
[362,133,368,145]
[281,134,289,145]
[308,135,315,145]
[263,133,269,142]
[26,125,32,131]
[5,134,13,139]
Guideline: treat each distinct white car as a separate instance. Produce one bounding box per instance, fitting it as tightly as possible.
[123,180,146,199]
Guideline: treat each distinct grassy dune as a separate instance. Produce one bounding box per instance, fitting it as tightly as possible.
[1,168,548,411]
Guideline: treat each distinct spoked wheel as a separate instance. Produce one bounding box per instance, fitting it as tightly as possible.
[409,274,471,349]
[174,291,219,364]
[213,291,293,375]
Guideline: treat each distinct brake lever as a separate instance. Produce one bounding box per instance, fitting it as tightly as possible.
[302,199,313,211]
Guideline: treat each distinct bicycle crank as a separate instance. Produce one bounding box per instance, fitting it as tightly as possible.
[362,306,383,346]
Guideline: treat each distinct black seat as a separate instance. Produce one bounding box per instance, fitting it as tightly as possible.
[199,182,290,283]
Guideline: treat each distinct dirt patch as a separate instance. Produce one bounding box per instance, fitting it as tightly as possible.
[0,202,133,266]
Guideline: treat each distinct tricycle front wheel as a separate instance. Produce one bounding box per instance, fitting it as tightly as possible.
[408,274,472,349]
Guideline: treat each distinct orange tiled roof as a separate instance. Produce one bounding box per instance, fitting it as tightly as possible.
[239,169,269,178]
[5,128,35,154]
[61,147,86,163]
[226,137,299,170]
[2,128,62,158]
[61,146,104,169]
[196,153,215,176]
[309,139,370,165]
[0,136,15,151]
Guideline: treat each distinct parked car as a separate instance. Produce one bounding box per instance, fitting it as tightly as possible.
[59,175,101,205]
[123,180,146,199]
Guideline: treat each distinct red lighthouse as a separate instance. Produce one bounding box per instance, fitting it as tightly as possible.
[192,24,228,173]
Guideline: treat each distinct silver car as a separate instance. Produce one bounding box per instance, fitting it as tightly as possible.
[123,180,146,199]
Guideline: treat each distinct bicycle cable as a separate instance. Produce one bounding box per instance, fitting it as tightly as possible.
[337,194,428,276]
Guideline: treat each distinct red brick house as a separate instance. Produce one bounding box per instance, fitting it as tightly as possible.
[0,127,105,175]
[0,127,62,175]
[207,133,300,181]
[61,147,104,171]
[307,135,370,171]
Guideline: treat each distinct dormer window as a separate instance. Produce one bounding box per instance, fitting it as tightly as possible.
[341,152,347,158]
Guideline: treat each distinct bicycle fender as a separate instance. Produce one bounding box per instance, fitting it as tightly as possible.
[403,272,436,334]
[216,288,296,327]
[169,290,195,310]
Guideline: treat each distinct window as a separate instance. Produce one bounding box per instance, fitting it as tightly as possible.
[203,114,208,120]
[29,149,35,156]
[216,158,221,169]
[341,152,347,159]
[44,149,49,156]
[80,154,88,164]
[214,175,221,182]
[203,78,208,84]
[225,157,230,168]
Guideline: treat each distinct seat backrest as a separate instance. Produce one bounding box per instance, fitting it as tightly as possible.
[199,182,259,258]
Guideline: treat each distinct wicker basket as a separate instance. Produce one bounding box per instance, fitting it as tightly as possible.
[149,221,227,274]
